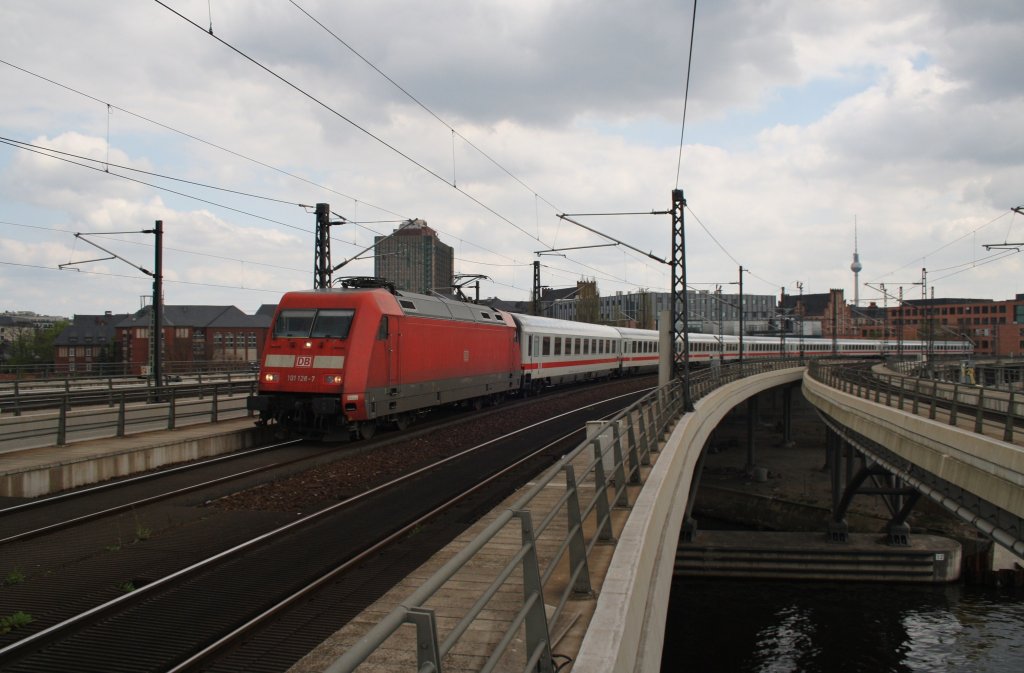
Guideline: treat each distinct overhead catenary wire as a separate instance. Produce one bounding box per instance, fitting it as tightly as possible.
[682,205,780,291]
[152,0,550,251]
[4,45,666,299]
[287,0,561,215]
[1,136,305,208]
[674,0,699,190]
[1,136,375,266]
[870,208,1016,284]
[0,138,309,234]
[2,55,415,268]
[3,57,572,285]
[0,58,404,222]
[0,259,297,296]
[163,0,669,283]
[0,219,310,276]
[930,248,1020,284]
[6,14,668,300]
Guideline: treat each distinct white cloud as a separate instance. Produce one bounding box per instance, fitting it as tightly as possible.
[1,0,1022,318]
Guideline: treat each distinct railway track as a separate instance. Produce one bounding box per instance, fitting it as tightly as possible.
[0,439,314,544]
[0,380,651,672]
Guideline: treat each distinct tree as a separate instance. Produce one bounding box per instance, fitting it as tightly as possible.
[7,321,69,367]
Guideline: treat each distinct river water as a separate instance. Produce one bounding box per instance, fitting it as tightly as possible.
[661,577,1022,672]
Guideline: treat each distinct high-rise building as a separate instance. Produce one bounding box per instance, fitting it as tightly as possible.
[374,219,454,294]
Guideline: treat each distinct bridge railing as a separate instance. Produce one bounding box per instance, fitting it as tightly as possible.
[809,361,1023,444]
[0,369,256,410]
[326,359,802,673]
[0,381,257,451]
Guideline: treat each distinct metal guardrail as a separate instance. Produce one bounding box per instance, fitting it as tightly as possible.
[809,361,1022,444]
[0,381,257,450]
[0,371,256,410]
[326,358,802,673]
[0,376,255,416]
[0,360,258,382]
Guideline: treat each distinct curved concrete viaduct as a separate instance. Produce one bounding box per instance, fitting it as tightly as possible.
[574,366,1024,673]
[803,372,1024,557]
[573,366,804,673]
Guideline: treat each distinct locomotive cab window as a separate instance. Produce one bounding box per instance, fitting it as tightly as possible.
[274,308,355,339]
[273,310,316,338]
[311,309,355,338]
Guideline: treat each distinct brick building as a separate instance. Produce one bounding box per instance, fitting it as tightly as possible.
[53,312,131,374]
[783,289,859,338]
[115,305,272,375]
[887,294,1024,357]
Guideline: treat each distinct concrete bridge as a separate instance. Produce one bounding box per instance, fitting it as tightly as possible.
[7,360,1015,672]
[310,360,1023,673]
[576,362,1022,673]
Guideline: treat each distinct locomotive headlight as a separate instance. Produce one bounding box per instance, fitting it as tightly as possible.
[324,374,343,385]
[263,372,279,383]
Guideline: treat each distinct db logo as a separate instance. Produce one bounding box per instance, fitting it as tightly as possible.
[296,356,313,368]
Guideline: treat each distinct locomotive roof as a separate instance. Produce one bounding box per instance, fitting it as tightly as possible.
[390,289,510,326]
[278,288,511,327]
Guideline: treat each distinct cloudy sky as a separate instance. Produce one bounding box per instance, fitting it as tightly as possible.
[2,0,1022,319]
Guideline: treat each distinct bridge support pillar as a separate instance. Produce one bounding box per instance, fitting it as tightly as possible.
[826,427,849,543]
[681,450,708,542]
[781,384,794,448]
[828,519,849,543]
[887,522,911,546]
[681,517,699,543]
[744,395,758,473]
[825,420,927,546]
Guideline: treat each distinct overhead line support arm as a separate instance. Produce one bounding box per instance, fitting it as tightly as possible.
[556,213,669,265]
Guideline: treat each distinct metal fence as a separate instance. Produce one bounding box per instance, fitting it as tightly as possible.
[809,361,1022,444]
[0,368,256,400]
[0,381,256,451]
[326,358,803,673]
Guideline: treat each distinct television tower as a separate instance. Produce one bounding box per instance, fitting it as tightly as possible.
[850,217,862,307]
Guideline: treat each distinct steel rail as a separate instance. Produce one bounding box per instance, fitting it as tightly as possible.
[166,420,595,672]
[0,390,640,667]
[0,440,308,544]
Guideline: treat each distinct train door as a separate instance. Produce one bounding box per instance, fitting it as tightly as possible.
[379,315,400,393]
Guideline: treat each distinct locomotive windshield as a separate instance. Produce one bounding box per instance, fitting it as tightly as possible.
[273,309,355,339]
[310,309,355,338]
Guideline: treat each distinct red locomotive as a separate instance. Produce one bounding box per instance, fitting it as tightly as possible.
[248,280,519,440]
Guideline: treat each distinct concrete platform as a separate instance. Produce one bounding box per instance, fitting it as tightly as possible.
[0,417,271,498]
